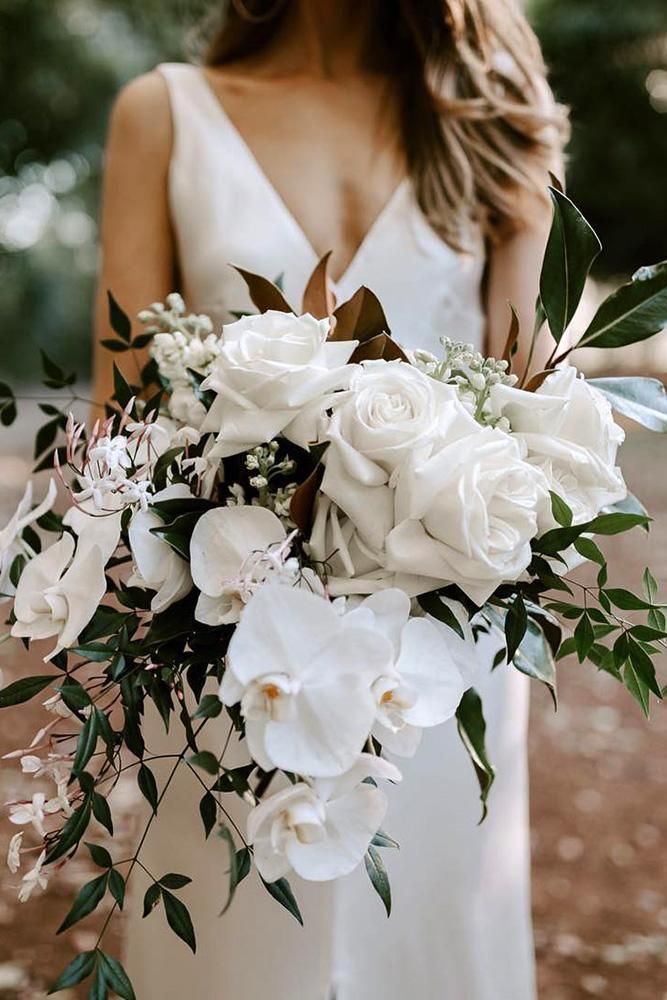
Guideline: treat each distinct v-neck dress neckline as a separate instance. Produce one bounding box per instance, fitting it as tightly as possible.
[196,67,411,290]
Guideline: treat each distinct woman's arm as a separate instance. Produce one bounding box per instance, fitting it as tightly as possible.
[484,184,558,384]
[93,71,175,404]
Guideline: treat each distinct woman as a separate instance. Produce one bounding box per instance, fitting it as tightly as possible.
[96,2,568,998]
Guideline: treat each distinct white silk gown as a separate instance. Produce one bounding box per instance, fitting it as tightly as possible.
[122,63,537,1000]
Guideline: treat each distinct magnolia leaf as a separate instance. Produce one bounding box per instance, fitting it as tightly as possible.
[302,251,336,318]
[539,187,601,343]
[289,461,325,533]
[588,376,667,432]
[577,261,667,350]
[365,846,391,916]
[501,303,520,364]
[331,285,390,343]
[455,688,495,822]
[231,265,292,313]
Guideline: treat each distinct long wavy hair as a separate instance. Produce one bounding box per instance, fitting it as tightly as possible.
[201,0,569,249]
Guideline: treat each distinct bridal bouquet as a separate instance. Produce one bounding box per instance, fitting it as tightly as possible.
[1,187,666,998]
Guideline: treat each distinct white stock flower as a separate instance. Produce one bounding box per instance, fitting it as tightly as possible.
[220,585,393,776]
[488,366,626,525]
[320,361,464,550]
[17,849,49,903]
[386,428,550,606]
[128,485,193,613]
[248,754,400,882]
[8,792,60,838]
[167,385,207,427]
[344,590,466,756]
[10,533,107,659]
[200,311,356,457]
[190,505,288,625]
[7,832,23,874]
[0,480,57,604]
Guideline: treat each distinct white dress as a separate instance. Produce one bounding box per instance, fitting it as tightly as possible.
[122,63,536,1000]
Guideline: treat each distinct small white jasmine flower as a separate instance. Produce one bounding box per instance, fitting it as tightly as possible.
[7,832,23,874]
[17,850,49,903]
[89,435,130,472]
[8,792,60,838]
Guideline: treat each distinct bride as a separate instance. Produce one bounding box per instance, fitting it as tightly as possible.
[95,1,567,997]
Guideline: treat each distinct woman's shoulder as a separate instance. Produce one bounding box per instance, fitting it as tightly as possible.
[107,68,175,159]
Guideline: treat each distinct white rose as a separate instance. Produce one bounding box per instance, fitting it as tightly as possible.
[190,505,287,625]
[385,428,550,605]
[200,311,357,457]
[488,366,626,525]
[248,755,400,882]
[319,361,475,551]
[11,533,107,660]
[127,485,193,613]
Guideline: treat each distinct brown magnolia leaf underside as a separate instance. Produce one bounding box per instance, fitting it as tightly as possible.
[231,265,293,314]
[501,303,520,365]
[290,463,325,533]
[350,333,409,364]
[330,286,391,343]
[302,252,336,319]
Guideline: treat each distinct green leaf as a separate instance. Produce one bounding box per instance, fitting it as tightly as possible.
[627,637,662,698]
[138,763,159,814]
[630,624,667,642]
[365,845,392,916]
[57,682,92,711]
[455,688,495,822]
[143,883,162,917]
[159,873,193,890]
[261,877,303,925]
[193,694,223,719]
[574,613,595,663]
[107,291,132,343]
[550,491,573,527]
[47,951,97,993]
[371,829,400,850]
[417,591,465,639]
[587,510,650,535]
[86,842,112,868]
[576,261,667,350]
[57,873,108,933]
[623,662,651,717]
[112,363,134,409]
[71,712,99,776]
[539,187,601,343]
[605,589,659,611]
[109,869,126,910]
[34,417,60,459]
[91,792,114,836]
[513,618,558,708]
[573,537,606,566]
[643,567,659,603]
[46,798,92,864]
[101,338,131,353]
[88,964,108,1000]
[162,890,197,953]
[97,952,136,1000]
[505,593,528,663]
[589,377,667,433]
[0,674,55,708]
[199,791,217,838]
[218,825,245,915]
[188,751,220,776]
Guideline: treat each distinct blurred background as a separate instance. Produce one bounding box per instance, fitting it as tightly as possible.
[0,0,666,997]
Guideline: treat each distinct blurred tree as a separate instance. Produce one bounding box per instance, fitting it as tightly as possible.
[532,0,667,277]
[0,0,211,379]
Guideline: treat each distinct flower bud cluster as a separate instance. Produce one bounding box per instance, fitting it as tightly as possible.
[413,338,517,426]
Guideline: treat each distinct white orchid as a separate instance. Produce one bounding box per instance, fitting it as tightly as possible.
[190,505,288,626]
[200,310,357,457]
[8,792,61,838]
[128,484,193,613]
[248,754,401,882]
[0,479,57,603]
[17,849,49,903]
[343,590,466,756]
[7,832,23,874]
[10,533,107,660]
[220,585,393,776]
